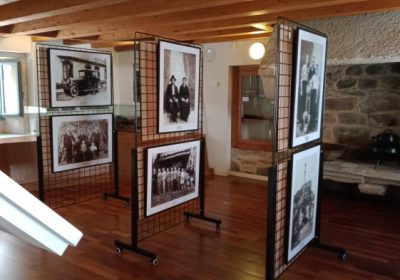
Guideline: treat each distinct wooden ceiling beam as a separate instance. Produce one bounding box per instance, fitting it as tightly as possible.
[0,0,130,27]
[54,0,374,40]
[114,45,138,52]
[176,27,269,41]
[10,0,253,35]
[193,34,270,44]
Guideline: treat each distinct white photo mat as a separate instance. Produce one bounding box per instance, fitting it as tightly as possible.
[158,40,200,133]
[51,114,113,173]
[145,140,200,216]
[287,145,321,262]
[49,48,112,108]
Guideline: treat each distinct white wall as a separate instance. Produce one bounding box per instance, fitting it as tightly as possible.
[112,50,135,105]
[203,40,267,175]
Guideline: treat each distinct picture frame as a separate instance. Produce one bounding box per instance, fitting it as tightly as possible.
[48,48,112,108]
[51,113,113,173]
[158,40,200,133]
[286,145,321,263]
[291,28,327,148]
[145,140,201,216]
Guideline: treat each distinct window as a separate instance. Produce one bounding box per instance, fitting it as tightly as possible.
[0,60,22,116]
[231,65,273,151]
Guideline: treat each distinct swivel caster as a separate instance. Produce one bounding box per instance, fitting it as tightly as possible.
[216,224,221,232]
[115,247,122,254]
[151,258,159,266]
[102,194,108,201]
[124,200,129,207]
[340,253,347,261]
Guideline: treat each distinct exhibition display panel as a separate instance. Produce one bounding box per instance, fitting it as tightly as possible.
[113,32,221,265]
[266,18,346,280]
[36,44,117,208]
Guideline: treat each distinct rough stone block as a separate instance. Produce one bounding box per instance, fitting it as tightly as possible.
[360,95,400,113]
[358,183,387,196]
[338,112,367,125]
[358,78,378,89]
[325,97,358,111]
[369,113,399,127]
[324,112,337,124]
[333,126,370,147]
[337,78,357,89]
[345,65,363,76]
[365,64,388,75]
[382,76,400,90]
[390,62,400,73]
[342,90,366,97]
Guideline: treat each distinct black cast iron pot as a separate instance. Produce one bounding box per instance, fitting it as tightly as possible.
[371,129,400,167]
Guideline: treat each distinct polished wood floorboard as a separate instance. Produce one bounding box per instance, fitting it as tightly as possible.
[0,176,399,280]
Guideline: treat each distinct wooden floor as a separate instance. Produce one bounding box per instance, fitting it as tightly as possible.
[0,176,399,280]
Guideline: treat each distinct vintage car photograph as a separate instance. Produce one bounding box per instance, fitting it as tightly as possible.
[49,48,112,108]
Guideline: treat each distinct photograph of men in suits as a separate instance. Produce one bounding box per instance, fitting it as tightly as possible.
[165,75,180,123]
[158,41,200,133]
[179,77,190,122]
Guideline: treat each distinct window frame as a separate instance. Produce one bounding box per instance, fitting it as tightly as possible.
[231,65,272,151]
[0,59,23,117]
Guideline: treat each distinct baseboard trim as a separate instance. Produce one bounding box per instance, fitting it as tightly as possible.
[228,171,268,182]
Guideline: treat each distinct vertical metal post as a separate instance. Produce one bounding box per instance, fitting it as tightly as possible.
[36,136,45,202]
[266,166,277,280]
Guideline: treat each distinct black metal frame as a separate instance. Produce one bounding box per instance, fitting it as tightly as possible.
[265,17,346,280]
[35,43,120,208]
[103,130,130,204]
[156,39,201,134]
[183,138,221,230]
[114,149,158,265]
[47,47,113,109]
[112,32,220,265]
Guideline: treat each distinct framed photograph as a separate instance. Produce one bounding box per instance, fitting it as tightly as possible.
[49,48,112,108]
[51,113,113,173]
[286,145,321,262]
[291,28,327,147]
[145,140,201,216]
[158,40,200,133]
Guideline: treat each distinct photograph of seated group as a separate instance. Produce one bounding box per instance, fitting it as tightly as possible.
[158,40,200,133]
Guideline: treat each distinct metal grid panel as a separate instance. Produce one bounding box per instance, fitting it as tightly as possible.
[36,44,115,208]
[271,18,327,279]
[272,19,296,278]
[134,34,203,241]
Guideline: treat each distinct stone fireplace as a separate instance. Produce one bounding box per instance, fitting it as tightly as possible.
[324,62,400,159]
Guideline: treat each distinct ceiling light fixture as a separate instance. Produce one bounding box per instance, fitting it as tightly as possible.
[249,42,265,60]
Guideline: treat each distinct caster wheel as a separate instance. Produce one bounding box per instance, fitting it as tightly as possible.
[184,215,189,223]
[124,201,129,207]
[340,253,347,261]
[115,247,122,254]
[152,258,159,266]
[102,194,108,201]
[216,224,221,232]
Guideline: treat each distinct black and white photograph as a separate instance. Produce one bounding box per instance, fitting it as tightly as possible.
[158,40,200,133]
[286,145,321,262]
[51,114,113,173]
[291,28,327,147]
[49,48,112,108]
[145,140,200,216]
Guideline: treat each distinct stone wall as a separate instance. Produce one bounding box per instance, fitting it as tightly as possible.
[324,62,400,154]
[231,148,271,176]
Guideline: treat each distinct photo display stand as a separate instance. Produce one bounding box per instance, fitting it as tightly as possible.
[36,43,118,208]
[113,32,221,265]
[266,18,346,280]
